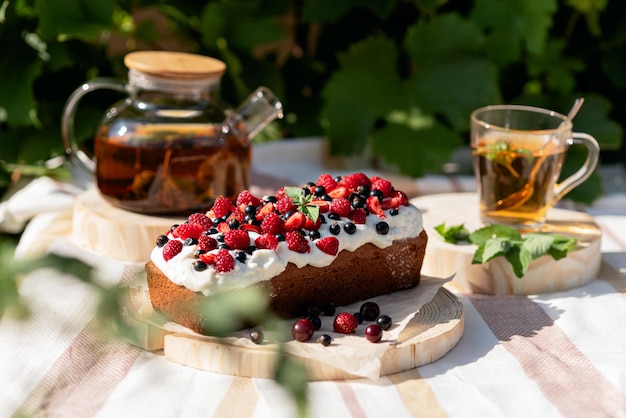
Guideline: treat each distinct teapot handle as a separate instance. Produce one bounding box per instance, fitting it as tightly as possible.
[61,78,127,175]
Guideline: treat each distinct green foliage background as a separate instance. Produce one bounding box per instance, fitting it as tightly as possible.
[1,0,625,203]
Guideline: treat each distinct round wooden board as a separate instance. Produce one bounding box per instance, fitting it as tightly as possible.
[413,193,602,295]
[162,287,464,380]
[72,187,184,262]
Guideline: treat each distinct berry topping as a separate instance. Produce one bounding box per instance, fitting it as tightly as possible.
[339,172,371,190]
[172,223,204,240]
[156,235,169,247]
[309,199,330,213]
[365,324,383,343]
[333,312,359,334]
[317,334,332,346]
[212,196,235,218]
[316,173,338,192]
[330,198,352,217]
[371,178,393,198]
[366,196,386,219]
[348,208,367,224]
[360,301,380,321]
[260,211,284,235]
[316,236,339,256]
[285,231,310,253]
[255,233,279,251]
[284,211,307,231]
[224,229,251,250]
[376,221,390,235]
[250,329,264,344]
[377,315,393,330]
[292,318,315,342]
[329,222,341,235]
[214,249,235,273]
[308,315,322,330]
[198,252,217,265]
[343,222,356,234]
[236,190,261,208]
[275,195,295,214]
[162,240,183,261]
[353,312,364,324]
[328,185,349,199]
[193,260,208,271]
[188,213,213,230]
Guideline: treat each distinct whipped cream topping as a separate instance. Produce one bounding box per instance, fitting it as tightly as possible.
[151,204,424,297]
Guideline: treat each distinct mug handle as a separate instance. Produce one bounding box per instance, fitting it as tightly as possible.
[553,132,600,202]
[61,78,127,175]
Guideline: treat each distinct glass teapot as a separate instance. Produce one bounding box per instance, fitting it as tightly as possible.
[62,51,283,216]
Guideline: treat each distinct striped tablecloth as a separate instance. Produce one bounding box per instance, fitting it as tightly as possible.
[2,138,626,418]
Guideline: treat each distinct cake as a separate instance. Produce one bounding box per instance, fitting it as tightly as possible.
[146,173,428,335]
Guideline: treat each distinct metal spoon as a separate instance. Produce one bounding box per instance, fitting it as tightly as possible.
[495,98,585,211]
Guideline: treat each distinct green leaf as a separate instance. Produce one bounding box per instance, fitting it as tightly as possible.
[302,0,395,22]
[371,119,462,177]
[469,224,522,246]
[434,223,470,244]
[0,53,42,126]
[36,0,115,41]
[505,245,533,278]
[526,40,585,95]
[480,237,512,263]
[548,234,578,260]
[522,233,555,259]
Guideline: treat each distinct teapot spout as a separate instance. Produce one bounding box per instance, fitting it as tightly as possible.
[228,86,283,139]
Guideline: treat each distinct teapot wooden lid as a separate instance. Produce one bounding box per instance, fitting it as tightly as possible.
[124,51,226,79]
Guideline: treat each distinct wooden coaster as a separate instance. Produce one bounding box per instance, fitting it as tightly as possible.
[414,193,602,295]
[162,287,464,380]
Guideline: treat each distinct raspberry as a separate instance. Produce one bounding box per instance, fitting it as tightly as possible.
[214,249,235,273]
[275,195,295,214]
[212,196,234,218]
[371,178,393,198]
[261,212,284,235]
[316,173,338,192]
[236,190,261,208]
[275,187,286,200]
[285,231,310,253]
[187,213,212,231]
[348,208,367,224]
[224,229,251,250]
[339,173,371,191]
[162,240,183,261]
[330,198,351,217]
[255,233,279,251]
[316,236,339,256]
[197,235,218,252]
[172,223,204,240]
[333,312,359,334]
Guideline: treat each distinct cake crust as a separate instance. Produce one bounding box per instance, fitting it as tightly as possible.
[146,230,427,334]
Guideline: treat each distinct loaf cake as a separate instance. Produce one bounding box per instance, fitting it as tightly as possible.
[146,173,427,334]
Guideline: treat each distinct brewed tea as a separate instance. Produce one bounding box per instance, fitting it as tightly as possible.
[95,122,250,215]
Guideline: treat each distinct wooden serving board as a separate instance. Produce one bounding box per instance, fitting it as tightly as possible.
[162,287,464,380]
[414,193,602,295]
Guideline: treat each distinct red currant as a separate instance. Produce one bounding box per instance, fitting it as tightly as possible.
[365,324,383,343]
[292,318,315,342]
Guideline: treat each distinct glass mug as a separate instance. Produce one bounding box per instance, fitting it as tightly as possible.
[471,104,600,230]
[62,51,283,216]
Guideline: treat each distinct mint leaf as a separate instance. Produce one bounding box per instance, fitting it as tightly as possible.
[469,224,522,246]
[505,245,533,278]
[434,223,470,244]
[283,186,319,222]
[522,233,555,259]
[477,237,512,263]
[548,235,577,260]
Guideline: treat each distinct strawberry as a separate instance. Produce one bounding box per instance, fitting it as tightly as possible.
[236,190,261,208]
[214,249,235,273]
[260,211,284,235]
[348,208,367,224]
[333,312,359,334]
[381,190,410,210]
[371,178,393,198]
[328,186,349,199]
[199,252,216,265]
[241,223,263,234]
[366,195,386,219]
[255,202,276,220]
[197,235,218,252]
[188,213,212,230]
[284,212,306,231]
[316,236,339,256]
[172,223,204,240]
[393,190,409,206]
[304,215,322,231]
[285,231,310,253]
[224,229,251,250]
[339,173,371,191]
[162,240,183,261]
[255,233,279,251]
[330,198,351,217]
[309,199,330,213]
[212,196,234,218]
[316,173,338,192]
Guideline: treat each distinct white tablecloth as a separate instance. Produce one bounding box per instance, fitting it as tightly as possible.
[1,138,626,418]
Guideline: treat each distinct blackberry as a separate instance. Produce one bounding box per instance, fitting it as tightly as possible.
[156,235,169,247]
